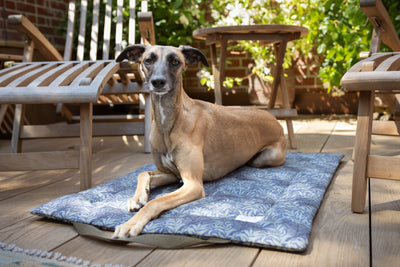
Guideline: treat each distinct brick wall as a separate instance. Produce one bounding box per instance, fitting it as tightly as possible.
[185,40,353,112]
[1,0,68,49]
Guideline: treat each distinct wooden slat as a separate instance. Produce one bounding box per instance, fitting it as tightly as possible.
[102,0,112,59]
[28,63,74,86]
[8,63,59,87]
[90,0,100,60]
[72,114,145,121]
[7,15,63,61]
[368,155,400,180]
[87,62,121,97]
[0,54,23,62]
[77,0,88,61]
[375,54,400,71]
[0,151,79,171]
[361,0,400,52]
[20,122,145,138]
[372,120,400,136]
[0,64,26,78]
[141,0,148,12]
[0,64,43,86]
[129,0,136,45]
[48,62,90,87]
[68,62,107,87]
[344,53,393,73]
[115,0,123,58]
[64,0,76,60]
[138,12,155,45]
[341,70,400,92]
[102,81,144,95]
[237,106,298,119]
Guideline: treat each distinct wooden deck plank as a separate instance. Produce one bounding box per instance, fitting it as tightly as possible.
[282,116,339,153]
[0,217,77,251]
[253,116,370,266]
[367,132,400,266]
[53,236,154,266]
[136,245,259,267]
[0,169,76,200]
[0,116,399,266]
[370,179,400,266]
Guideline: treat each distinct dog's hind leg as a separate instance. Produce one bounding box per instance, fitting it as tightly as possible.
[247,137,286,167]
[128,171,178,212]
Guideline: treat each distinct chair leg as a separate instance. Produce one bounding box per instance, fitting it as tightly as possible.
[286,119,297,149]
[144,94,151,153]
[352,91,374,213]
[80,103,93,190]
[11,104,25,153]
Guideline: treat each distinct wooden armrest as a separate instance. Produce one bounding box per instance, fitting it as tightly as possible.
[138,12,156,45]
[8,15,63,61]
[361,0,400,52]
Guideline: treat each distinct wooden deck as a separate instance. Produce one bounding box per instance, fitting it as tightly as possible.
[0,115,399,266]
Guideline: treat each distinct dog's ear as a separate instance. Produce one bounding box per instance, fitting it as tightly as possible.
[116,44,147,63]
[180,45,209,67]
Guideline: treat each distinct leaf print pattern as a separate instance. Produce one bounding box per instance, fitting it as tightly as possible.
[31,152,343,252]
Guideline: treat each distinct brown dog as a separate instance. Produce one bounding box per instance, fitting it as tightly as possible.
[112,45,286,238]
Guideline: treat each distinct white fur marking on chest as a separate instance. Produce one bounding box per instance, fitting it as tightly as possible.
[159,105,166,125]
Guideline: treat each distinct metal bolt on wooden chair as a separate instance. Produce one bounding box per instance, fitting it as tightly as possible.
[0,0,155,190]
[341,0,400,213]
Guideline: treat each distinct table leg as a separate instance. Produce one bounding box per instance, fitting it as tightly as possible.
[268,40,287,109]
[269,39,297,149]
[210,44,222,105]
[210,38,227,105]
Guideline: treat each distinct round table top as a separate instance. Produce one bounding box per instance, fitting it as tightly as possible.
[193,24,308,41]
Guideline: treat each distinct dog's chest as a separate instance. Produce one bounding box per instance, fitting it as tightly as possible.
[160,152,180,177]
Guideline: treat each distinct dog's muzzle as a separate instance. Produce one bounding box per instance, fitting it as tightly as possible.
[149,76,169,95]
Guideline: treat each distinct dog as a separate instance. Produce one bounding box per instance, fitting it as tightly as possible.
[112,45,286,238]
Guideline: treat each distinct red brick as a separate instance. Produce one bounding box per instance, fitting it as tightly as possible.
[185,78,202,88]
[227,59,240,67]
[241,58,253,67]
[5,1,15,10]
[225,69,247,78]
[37,7,53,16]
[16,2,35,13]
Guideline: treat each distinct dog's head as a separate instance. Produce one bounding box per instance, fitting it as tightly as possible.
[116,45,209,96]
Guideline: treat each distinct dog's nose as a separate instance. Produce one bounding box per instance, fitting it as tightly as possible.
[151,78,167,89]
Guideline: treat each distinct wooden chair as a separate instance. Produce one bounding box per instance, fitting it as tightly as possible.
[341,0,400,213]
[0,0,155,190]
[0,54,24,137]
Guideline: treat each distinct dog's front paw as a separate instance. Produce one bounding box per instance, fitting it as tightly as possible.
[112,223,142,239]
[127,195,148,212]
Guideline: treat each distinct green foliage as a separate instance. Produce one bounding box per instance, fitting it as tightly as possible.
[147,0,209,46]
[196,0,400,92]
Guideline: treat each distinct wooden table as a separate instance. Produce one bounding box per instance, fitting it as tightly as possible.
[193,25,308,149]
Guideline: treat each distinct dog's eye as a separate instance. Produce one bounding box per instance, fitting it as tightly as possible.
[170,59,180,66]
[144,58,153,65]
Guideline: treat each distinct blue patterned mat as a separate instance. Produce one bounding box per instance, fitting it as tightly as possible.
[31,152,343,252]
